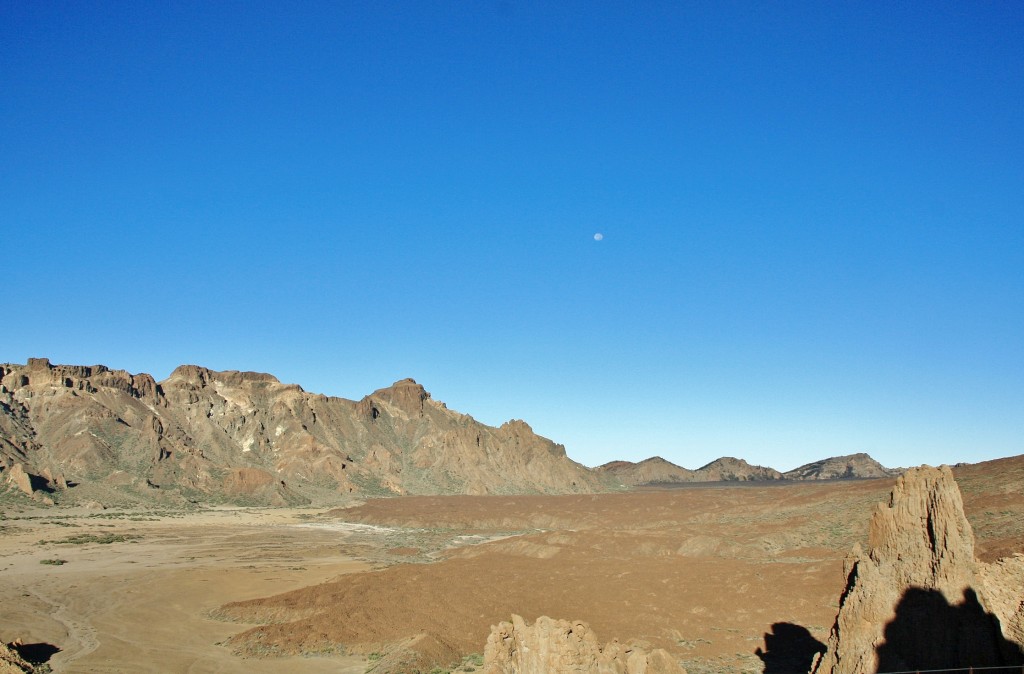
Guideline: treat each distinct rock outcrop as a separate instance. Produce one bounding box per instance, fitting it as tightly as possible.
[3,463,33,496]
[0,359,604,504]
[0,643,33,674]
[483,614,686,674]
[811,465,1024,674]
[783,453,898,480]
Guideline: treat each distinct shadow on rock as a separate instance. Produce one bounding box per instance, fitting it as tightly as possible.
[755,622,826,674]
[876,587,1024,672]
[10,641,60,666]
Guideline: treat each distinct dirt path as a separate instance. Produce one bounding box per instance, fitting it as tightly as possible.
[25,587,99,669]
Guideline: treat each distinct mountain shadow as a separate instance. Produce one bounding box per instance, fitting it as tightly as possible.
[875,587,1024,672]
[755,622,826,674]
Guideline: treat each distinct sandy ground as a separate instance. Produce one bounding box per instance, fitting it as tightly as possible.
[1,456,1021,674]
[0,507,371,673]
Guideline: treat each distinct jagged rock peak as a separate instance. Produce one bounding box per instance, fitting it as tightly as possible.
[165,365,281,387]
[166,364,214,385]
[500,419,533,433]
[483,614,686,674]
[368,378,431,414]
[810,465,1024,674]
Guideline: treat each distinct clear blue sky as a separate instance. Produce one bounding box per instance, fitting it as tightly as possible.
[3,1,1022,471]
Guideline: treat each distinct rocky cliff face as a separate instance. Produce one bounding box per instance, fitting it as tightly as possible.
[483,614,686,674]
[783,453,898,480]
[811,465,1024,674]
[0,359,604,504]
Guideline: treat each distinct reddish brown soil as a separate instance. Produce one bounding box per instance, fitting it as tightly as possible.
[221,458,1024,673]
[221,479,888,672]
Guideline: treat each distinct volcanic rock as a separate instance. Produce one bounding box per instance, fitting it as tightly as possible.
[810,465,1024,674]
[482,614,686,674]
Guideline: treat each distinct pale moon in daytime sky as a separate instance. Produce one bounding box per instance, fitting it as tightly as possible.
[593,233,604,241]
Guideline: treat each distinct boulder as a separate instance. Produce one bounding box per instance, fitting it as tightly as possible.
[4,463,33,496]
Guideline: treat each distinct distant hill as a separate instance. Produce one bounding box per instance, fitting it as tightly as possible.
[596,457,696,486]
[693,456,784,481]
[598,453,898,487]
[0,359,606,506]
[598,455,783,485]
[783,453,899,480]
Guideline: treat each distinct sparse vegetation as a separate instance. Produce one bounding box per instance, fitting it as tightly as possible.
[457,653,484,671]
[41,533,141,545]
[39,558,67,565]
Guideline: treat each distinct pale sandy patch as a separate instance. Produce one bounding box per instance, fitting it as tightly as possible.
[0,508,369,673]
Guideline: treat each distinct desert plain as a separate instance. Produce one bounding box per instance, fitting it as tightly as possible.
[2,455,1022,674]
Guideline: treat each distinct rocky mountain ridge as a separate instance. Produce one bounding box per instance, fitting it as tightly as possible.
[3,358,900,505]
[0,358,603,505]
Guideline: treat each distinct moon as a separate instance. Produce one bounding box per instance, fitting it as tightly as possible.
[593,233,604,241]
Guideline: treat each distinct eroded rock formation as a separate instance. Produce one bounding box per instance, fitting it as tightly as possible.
[483,614,686,674]
[811,465,1024,674]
